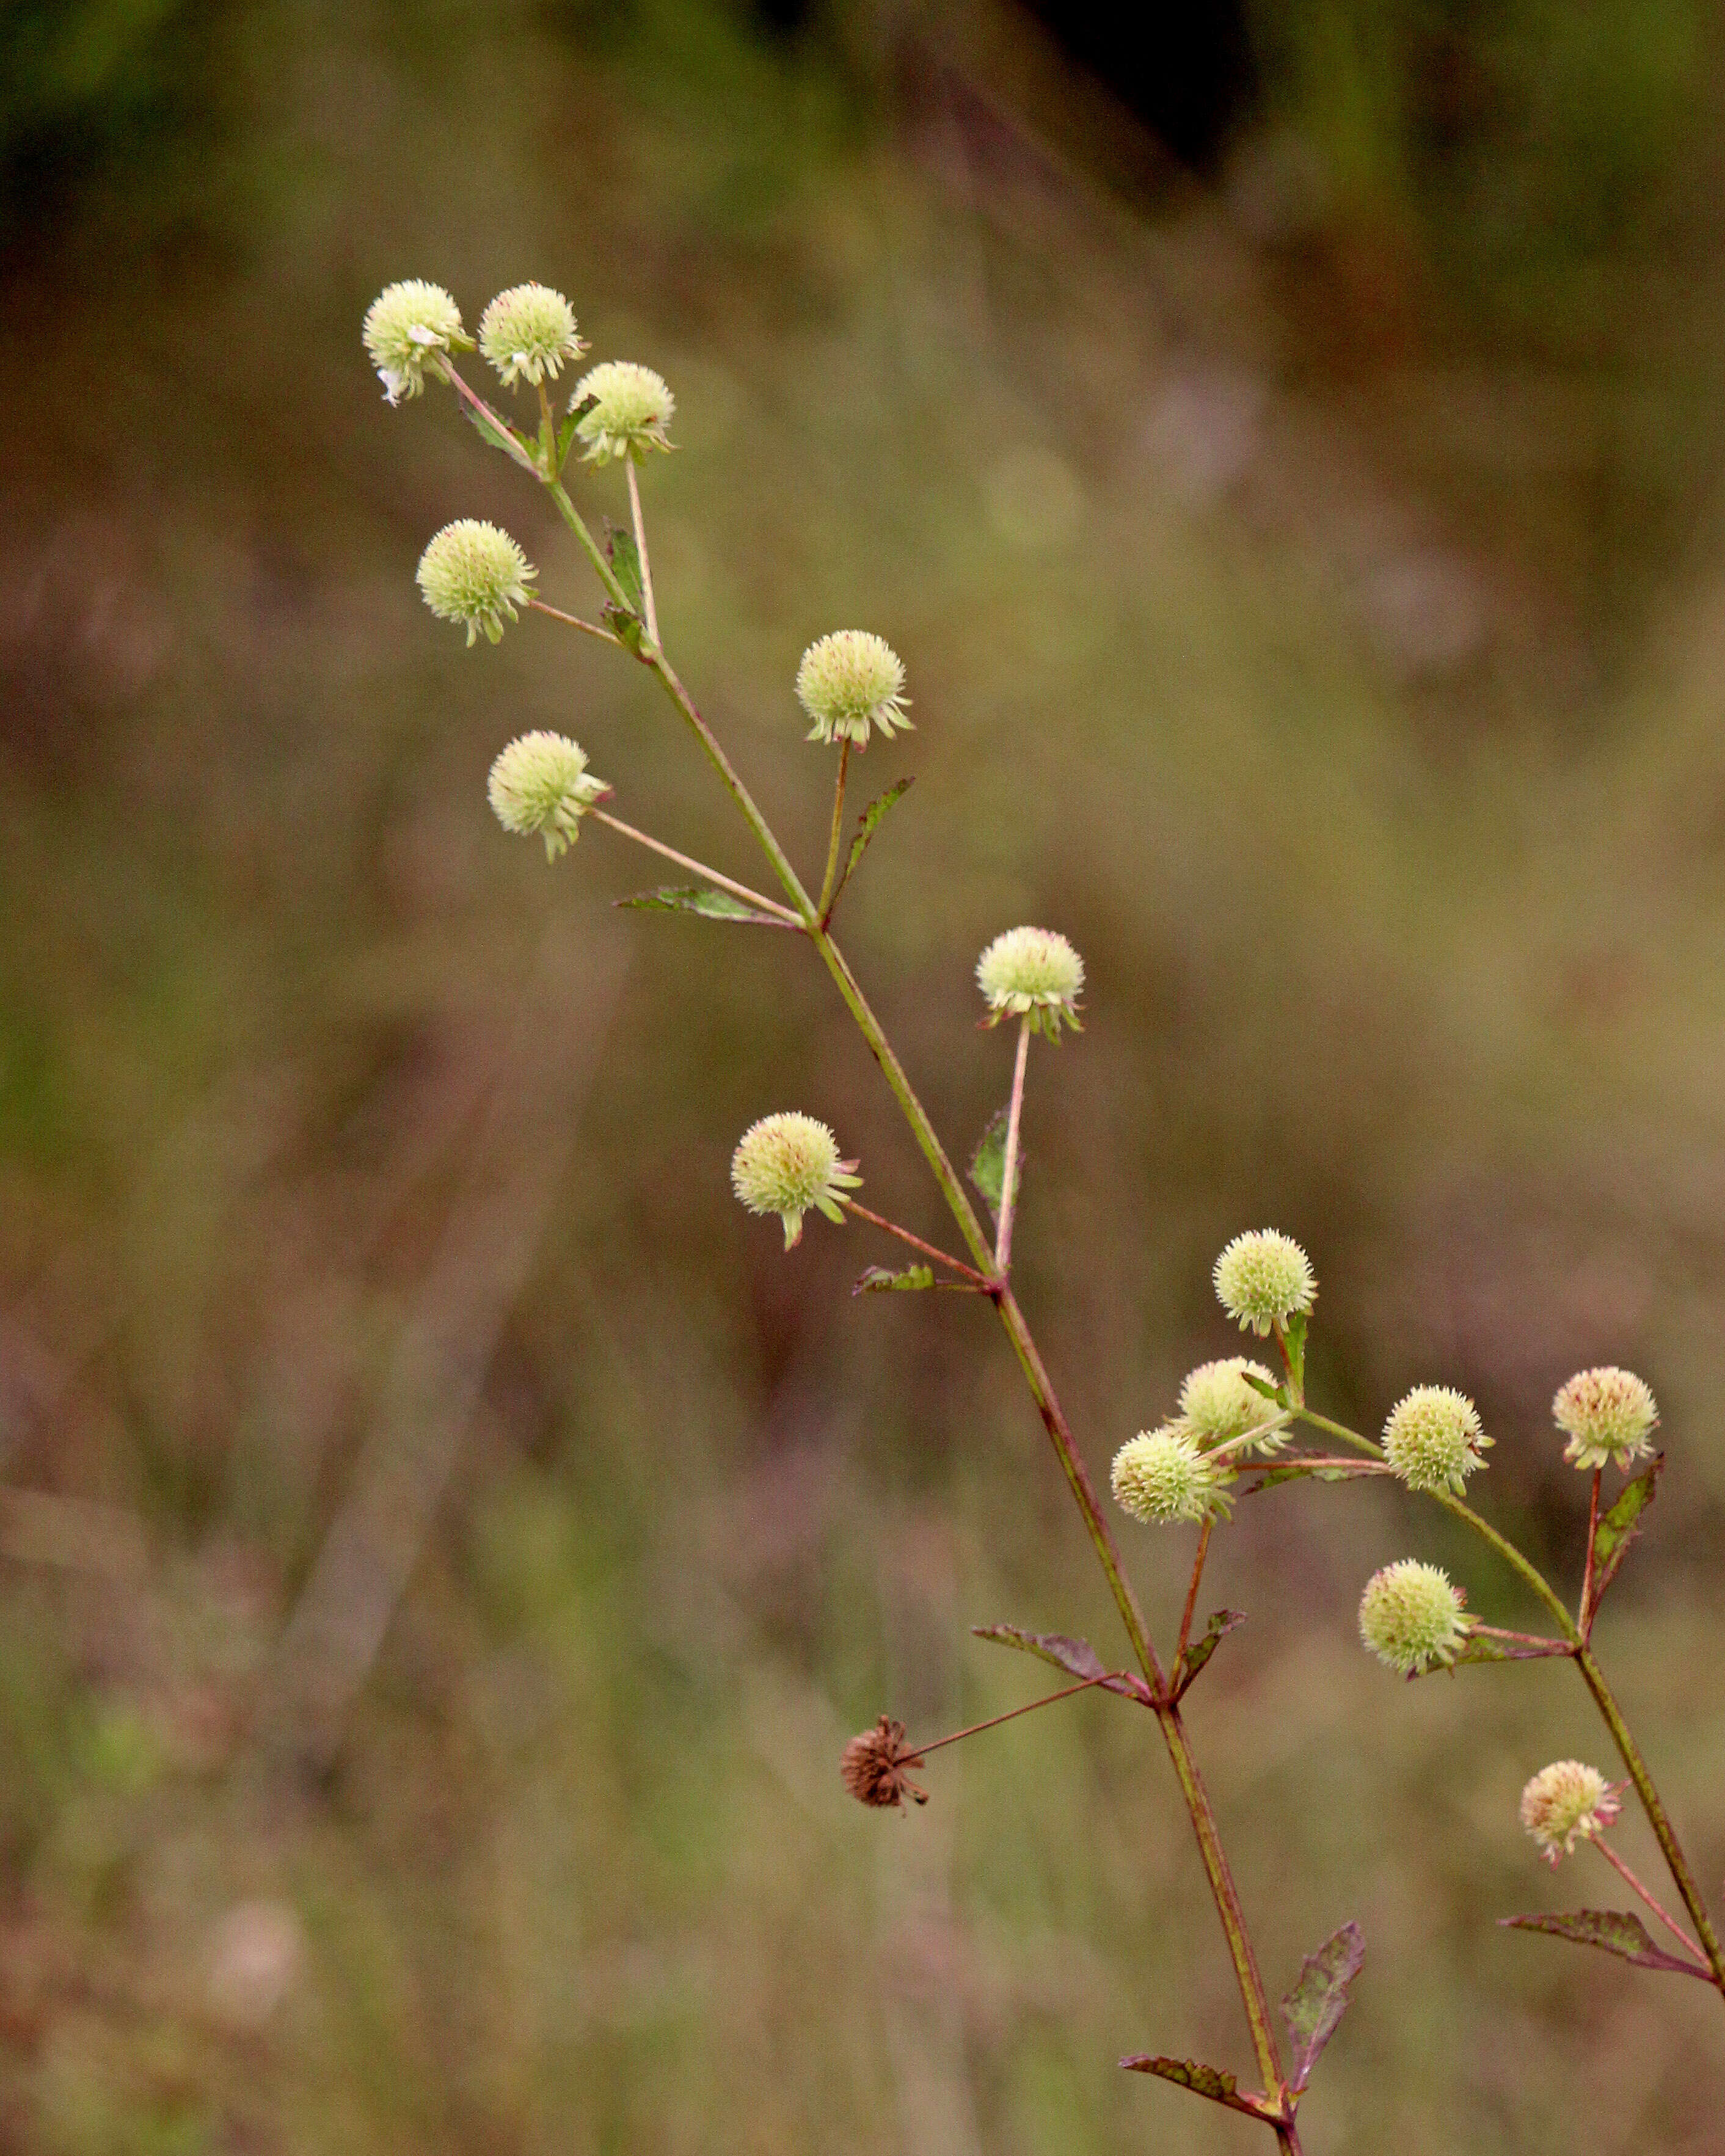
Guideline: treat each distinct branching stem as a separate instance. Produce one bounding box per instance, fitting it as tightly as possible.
[515,424,1296,2127]
[527,597,622,644]
[912,1670,1131,1758]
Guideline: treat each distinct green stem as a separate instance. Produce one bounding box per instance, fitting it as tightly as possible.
[1578,1646,1725,1992]
[816,740,850,924]
[625,458,660,647]
[994,1015,1032,1273]
[1428,1491,1580,1643]
[547,491,1293,2124]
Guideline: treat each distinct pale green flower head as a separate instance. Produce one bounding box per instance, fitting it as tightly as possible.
[1213,1229,1315,1336]
[1552,1366,1658,1472]
[975,926,1084,1040]
[487,732,608,860]
[795,630,910,749]
[480,283,586,388]
[1358,1559,1472,1675]
[1179,1358,1285,1453]
[1519,1759,1622,1864]
[1111,1426,1234,1526]
[571,361,676,462]
[417,520,536,645]
[363,280,470,404]
[731,1112,861,1249]
[1381,1385,1492,1495]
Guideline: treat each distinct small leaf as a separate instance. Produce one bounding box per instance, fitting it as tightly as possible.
[606,520,645,616]
[837,777,914,897]
[604,603,646,655]
[1239,1368,1282,1403]
[853,1264,935,1295]
[615,884,784,926]
[1501,1906,1709,1978]
[969,1106,1019,1220]
[1588,1453,1664,1617]
[972,1623,1147,1701]
[1175,1609,1245,1694]
[462,400,536,471]
[1118,2057,1274,2118]
[1282,1920,1365,2092]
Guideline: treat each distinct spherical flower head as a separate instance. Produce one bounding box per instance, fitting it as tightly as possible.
[795,630,911,750]
[571,361,675,463]
[1552,1366,1658,1472]
[1178,1358,1286,1454]
[1213,1229,1316,1336]
[841,1716,927,1809]
[731,1112,862,1249]
[416,520,536,646]
[1381,1385,1493,1495]
[488,733,608,860]
[1111,1426,1235,1526]
[1358,1559,1473,1675]
[479,283,586,388]
[974,927,1085,1041]
[1519,1759,1622,1864]
[363,280,470,404]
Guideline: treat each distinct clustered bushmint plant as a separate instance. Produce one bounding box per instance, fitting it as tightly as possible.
[365,277,1725,2148]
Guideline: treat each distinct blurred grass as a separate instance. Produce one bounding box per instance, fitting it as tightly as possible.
[4,0,1725,2149]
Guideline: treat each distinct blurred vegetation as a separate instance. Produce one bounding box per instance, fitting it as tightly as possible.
[5,1,1725,2151]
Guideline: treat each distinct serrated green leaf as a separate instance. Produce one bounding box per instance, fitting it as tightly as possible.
[615,884,782,925]
[1118,2056,1272,2117]
[1501,1906,1709,1977]
[606,520,645,616]
[1282,1921,1365,2091]
[1175,1609,1245,1694]
[853,1264,935,1294]
[971,1623,1146,1700]
[837,776,914,898]
[969,1105,1018,1219]
[1588,1453,1664,1617]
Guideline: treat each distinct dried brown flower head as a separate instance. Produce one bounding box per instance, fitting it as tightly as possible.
[841,1715,928,1809]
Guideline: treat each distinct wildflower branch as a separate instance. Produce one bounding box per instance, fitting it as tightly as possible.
[1176,1520,1214,1672]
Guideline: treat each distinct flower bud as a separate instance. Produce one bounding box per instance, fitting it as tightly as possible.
[1551,1366,1658,1472]
[974,926,1084,1040]
[571,361,676,462]
[731,1112,861,1249]
[480,283,586,387]
[1519,1759,1621,1863]
[1358,1559,1472,1675]
[416,520,536,645]
[1213,1229,1315,1336]
[1111,1426,1234,1526]
[487,733,608,859]
[1178,1358,1285,1452]
[362,280,470,404]
[1381,1385,1492,1494]
[795,630,910,749]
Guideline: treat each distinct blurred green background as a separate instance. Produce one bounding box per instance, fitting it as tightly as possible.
[5,0,1725,2147]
